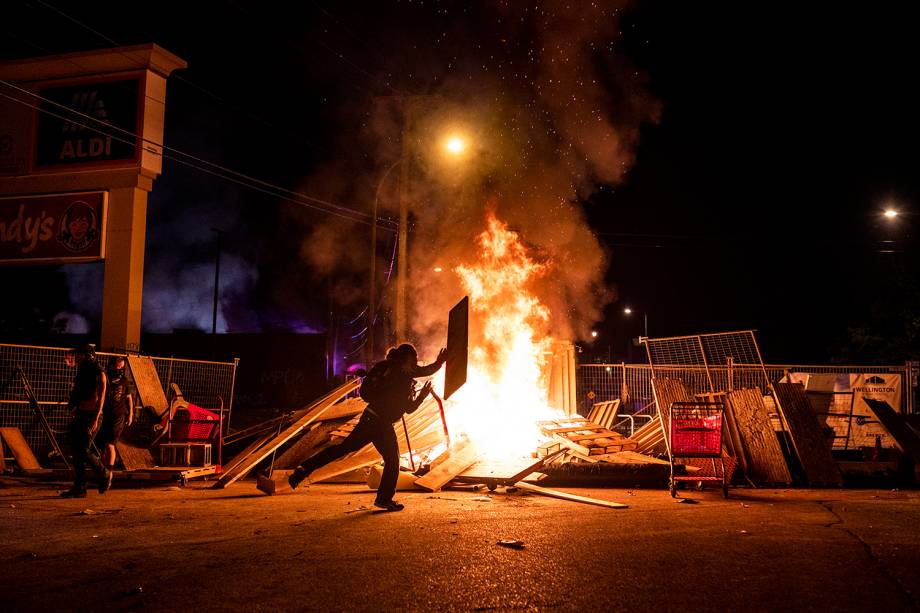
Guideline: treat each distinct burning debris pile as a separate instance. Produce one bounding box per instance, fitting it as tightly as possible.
[215,218,674,505]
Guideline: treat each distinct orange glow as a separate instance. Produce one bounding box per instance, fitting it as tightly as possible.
[437,214,561,460]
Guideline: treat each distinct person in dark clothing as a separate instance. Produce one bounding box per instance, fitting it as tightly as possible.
[286,343,446,511]
[97,356,133,473]
[60,344,112,498]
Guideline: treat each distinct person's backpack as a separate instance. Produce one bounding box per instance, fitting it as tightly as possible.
[359,361,401,406]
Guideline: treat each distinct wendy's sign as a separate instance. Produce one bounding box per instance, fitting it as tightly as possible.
[0,192,107,264]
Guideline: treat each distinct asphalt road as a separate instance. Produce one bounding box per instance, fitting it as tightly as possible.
[1,478,918,612]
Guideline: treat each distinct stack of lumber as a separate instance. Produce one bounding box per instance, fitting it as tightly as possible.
[538,417,637,459]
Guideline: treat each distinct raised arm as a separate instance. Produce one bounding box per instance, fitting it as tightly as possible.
[410,348,447,378]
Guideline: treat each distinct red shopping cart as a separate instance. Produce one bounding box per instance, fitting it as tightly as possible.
[668,401,729,498]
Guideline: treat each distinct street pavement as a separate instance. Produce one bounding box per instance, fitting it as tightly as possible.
[1,478,918,612]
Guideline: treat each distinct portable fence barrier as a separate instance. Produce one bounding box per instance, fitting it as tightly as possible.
[0,343,238,461]
[577,362,915,437]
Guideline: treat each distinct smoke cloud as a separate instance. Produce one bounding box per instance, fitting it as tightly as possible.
[291,1,660,360]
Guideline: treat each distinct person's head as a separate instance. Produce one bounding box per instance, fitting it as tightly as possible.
[107,356,126,378]
[389,343,418,367]
[65,343,96,366]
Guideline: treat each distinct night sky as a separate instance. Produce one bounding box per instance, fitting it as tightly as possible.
[1,1,918,365]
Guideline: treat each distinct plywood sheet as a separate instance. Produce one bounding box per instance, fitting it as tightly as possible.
[126,355,169,417]
[726,388,791,484]
[772,382,842,486]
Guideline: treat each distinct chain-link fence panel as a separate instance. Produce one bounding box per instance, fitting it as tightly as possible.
[0,343,237,460]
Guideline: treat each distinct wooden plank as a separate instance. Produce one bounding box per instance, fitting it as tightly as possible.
[126,355,169,417]
[115,440,156,471]
[273,421,343,469]
[0,427,41,470]
[414,440,480,491]
[772,382,842,486]
[306,401,446,484]
[309,428,445,484]
[214,379,360,488]
[317,398,366,422]
[512,482,628,508]
[726,388,792,484]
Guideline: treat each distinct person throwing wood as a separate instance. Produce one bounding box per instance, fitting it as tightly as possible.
[283,343,446,511]
[60,344,112,498]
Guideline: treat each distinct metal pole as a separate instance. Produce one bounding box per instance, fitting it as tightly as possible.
[211,228,223,335]
[396,155,409,343]
[644,312,648,338]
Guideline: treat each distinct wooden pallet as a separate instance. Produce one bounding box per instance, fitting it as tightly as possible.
[586,399,621,430]
[538,418,637,456]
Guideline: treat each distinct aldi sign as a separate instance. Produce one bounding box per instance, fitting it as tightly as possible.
[34,78,141,169]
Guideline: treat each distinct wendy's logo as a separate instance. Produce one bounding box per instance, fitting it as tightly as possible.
[57,200,98,252]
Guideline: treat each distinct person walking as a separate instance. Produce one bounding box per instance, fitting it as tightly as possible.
[97,356,133,475]
[283,343,446,511]
[60,344,112,498]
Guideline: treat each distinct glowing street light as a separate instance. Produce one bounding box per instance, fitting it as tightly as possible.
[591,330,598,338]
[883,209,899,219]
[444,135,467,156]
[623,305,648,337]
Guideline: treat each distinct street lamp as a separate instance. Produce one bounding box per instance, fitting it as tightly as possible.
[883,209,899,219]
[623,306,648,337]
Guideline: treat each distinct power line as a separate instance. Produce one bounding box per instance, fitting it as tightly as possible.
[0,82,398,230]
[22,0,329,153]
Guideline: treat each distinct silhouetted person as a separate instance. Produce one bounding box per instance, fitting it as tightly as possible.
[285,343,446,511]
[60,344,111,498]
[97,356,133,474]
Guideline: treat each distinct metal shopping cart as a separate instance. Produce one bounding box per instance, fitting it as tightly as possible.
[668,401,729,498]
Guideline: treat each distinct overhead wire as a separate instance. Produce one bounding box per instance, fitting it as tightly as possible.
[0,82,397,230]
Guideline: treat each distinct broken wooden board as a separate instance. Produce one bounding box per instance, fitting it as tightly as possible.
[772,382,842,486]
[415,439,480,491]
[214,379,359,488]
[0,427,41,471]
[725,388,792,484]
[126,355,169,418]
[539,418,637,455]
[512,481,628,509]
[115,440,157,471]
[452,452,563,487]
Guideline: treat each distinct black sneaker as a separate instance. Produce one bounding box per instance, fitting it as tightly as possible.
[373,499,404,512]
[99,469,113,494]
[60,488,87,498]
[288,468,307,490]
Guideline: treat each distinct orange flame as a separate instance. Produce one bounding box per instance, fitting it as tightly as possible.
[437,214,561,459]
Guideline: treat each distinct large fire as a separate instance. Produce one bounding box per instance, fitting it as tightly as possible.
[435,214,563,460]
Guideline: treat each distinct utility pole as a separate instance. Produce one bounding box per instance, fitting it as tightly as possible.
[211,228,224,334]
